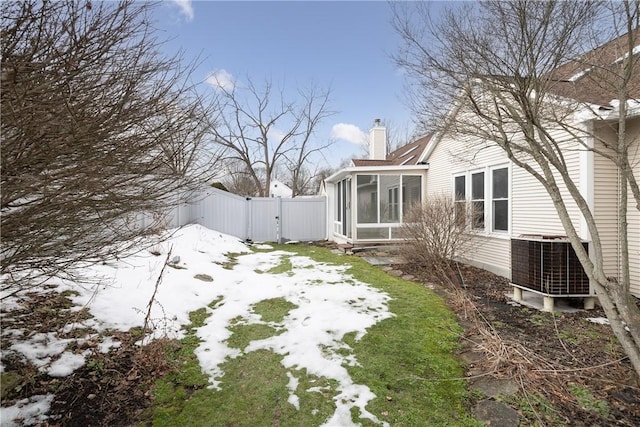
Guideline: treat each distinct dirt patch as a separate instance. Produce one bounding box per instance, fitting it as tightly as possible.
[0,291,179,426]
[46,334,178,426]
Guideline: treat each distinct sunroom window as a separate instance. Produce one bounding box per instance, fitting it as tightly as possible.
[380,175,400,223]
[355,174,422,240]
[402,175,422,217]
[356,175,378,223]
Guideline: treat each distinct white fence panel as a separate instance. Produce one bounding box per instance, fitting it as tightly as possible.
[174,188,327,242]
[173,187,327,242]
[281,197,326,241]
[186,188,249,240]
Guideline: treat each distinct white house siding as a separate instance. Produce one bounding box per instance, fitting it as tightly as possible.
[461,235,512,278]
[629,119,640,297]
[511,127,583,238]
[594,118,640,297]
[425,133,511,278]
[593,124,621,287]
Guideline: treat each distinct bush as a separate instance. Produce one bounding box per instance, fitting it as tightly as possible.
[398,193,473,285]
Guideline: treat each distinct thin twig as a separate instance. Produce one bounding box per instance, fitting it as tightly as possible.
[142,245,172,344]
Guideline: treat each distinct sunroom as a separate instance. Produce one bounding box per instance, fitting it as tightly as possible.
[325,166,427,244]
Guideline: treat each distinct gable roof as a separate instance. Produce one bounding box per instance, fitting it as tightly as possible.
[547,28,640,107]
[351,134,432,167]
[416,30,640,166]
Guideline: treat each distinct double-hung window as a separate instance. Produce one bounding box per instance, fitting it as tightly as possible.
[492,167,508,232]
[454,175,466,227]
[454,166,509,233]
[471,171,485,230]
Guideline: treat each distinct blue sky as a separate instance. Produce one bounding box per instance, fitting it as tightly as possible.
[153,0,427,168]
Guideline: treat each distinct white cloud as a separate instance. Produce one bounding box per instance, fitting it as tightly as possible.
[171,0,194,22]
[267,127,286,143]
[205,69,235,91]
[330,123,367,145]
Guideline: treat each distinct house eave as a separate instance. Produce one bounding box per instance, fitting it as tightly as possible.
[325,164,429,183]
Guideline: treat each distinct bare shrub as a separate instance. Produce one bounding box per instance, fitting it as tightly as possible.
[1,1,215,292]
[399,193,473,285]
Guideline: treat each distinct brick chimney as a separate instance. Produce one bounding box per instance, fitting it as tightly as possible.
[369,118,387,160]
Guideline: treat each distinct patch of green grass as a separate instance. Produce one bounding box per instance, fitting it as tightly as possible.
[253,297,298,323]
[85,358,106,375]
[60,289,80,298]
[149,245,480,426]
[267,255,293,275]
[570,385,610,417]
[217,252,244,270]
[151,307,212,422]
[207,296,223,310]
[528,314,548,327]
[557,330,579,345]
[227,323,280,350]
[154,351,338,427]
[0,372,22,399]
[271,244,480,426]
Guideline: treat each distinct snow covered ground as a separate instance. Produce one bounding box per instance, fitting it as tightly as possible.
[0,224,394,426]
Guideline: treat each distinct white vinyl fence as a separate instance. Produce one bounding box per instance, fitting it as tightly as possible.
[176,187,327,243]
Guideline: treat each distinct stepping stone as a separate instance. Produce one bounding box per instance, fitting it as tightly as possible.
[194,274,214,282]
[473,399,519,427]
[363,256,394,265]
[472,378,519,398]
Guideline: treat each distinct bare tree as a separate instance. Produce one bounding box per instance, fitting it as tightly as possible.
[393,0,640,378]
[384,118,418,154]
[283,86,334,197]
[208,76,334,197]
[221,159,261,197]
[310,166,336,195]
[153,96,225,184]
[1,0,212,291]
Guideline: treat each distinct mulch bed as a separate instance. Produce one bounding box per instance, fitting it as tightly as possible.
[395,260,640,426]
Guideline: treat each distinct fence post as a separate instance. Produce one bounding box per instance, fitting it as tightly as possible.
[275,196,283,244]
[245,197,252,243]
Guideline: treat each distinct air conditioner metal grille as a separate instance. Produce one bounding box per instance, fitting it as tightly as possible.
[511,237,590,295]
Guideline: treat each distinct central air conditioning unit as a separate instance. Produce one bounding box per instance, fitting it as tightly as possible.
[511,236,591,296]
